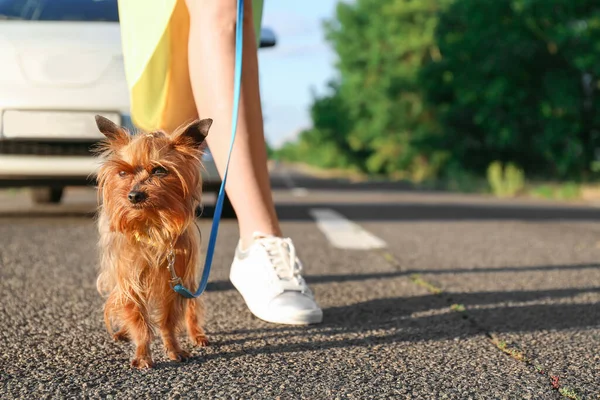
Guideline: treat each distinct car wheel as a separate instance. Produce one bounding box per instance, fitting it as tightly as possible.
[31,187,64,204]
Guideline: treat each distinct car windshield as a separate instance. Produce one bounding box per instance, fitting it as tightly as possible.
[0,0,118,22]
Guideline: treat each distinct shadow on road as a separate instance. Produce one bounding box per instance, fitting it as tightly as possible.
[206,263,600,292]
[152,290,599,369]
[3,201,598,223]
[164,266,600,367]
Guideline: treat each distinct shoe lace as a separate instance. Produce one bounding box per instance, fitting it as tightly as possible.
[257,235,305,289]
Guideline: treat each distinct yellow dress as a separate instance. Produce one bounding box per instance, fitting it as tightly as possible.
[117,0,264,133]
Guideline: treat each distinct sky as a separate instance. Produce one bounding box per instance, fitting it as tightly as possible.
[257,1,339,148]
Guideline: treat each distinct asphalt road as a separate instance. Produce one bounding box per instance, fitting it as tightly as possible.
[1,166,599,399]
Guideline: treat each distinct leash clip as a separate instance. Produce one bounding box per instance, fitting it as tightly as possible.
[168,276,183,290]
[166,245,182,289]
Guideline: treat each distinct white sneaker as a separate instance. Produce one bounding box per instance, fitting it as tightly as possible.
[229,232,323,325]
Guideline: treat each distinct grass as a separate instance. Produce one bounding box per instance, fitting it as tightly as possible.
[409,274,443,294]
[534,364,545,374]
[449,303,466,312]
[490,338,529,362]
[383,256,585,400]
[530,184,555,199]
[396,262,584,400]
[529,182,581,201]
[381,252,397,264]
[490,337,582,399]
[558,387,580,400]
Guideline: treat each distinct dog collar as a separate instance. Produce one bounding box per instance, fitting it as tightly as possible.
[132,231,185,254]
[133,231,154,245]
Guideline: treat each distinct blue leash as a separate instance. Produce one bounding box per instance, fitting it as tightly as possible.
[172,0,244,299]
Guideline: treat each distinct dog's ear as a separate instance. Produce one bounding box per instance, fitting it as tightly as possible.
[95,115,129,147]
[173,118,212,148]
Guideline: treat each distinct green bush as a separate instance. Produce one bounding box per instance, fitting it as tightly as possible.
[487,161,525,197]
[530,182,580,200]
[530,185,555,199]
[504,163,525,197]
[556,182,581,200]
[445,162,486,193]
[487,162,504,196]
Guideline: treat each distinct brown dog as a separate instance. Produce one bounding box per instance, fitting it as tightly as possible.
[94,115,211,369]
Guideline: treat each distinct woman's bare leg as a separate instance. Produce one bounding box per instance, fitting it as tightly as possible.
[184,0,323,325]
[185,0,281,247]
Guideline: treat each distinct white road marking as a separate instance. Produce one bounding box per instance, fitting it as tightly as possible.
[309,208,387,250]
[291,187,309,197]
[280,168,297,188]
[280,168,309,197]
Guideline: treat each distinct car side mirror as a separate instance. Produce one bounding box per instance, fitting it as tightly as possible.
[259,27,276,49]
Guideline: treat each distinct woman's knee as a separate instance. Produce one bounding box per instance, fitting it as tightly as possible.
[185,0,236,22]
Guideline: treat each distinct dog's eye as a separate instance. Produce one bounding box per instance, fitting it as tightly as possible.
[118,171,127,177]
[152,166,168,176]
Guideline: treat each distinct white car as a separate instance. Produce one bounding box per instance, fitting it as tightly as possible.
[0,0,275,215]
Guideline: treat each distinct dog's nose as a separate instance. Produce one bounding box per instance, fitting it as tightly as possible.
[128,190,147,204]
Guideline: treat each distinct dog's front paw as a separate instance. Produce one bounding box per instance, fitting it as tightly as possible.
[191,335,209,347]
[131,356,154,369]
[167,349,190,362]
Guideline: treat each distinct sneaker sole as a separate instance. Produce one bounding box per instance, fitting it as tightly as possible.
[250,307,323,326]
[230,276,323,325]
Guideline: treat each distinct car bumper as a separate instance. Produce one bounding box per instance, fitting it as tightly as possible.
[0,154,222,187]
[0,155,98,177]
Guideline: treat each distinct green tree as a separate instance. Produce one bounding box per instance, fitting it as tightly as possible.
[275,83,357,169]
[420,0,600,179]
[324,0,451,178]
